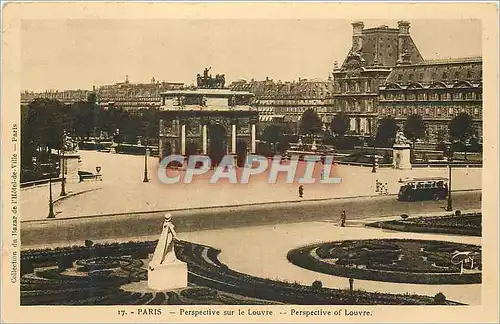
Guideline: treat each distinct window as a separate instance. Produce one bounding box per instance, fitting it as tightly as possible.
[419,73,424,80]
[409,74,414,81]
[467,71,473,78]
[454,92,462,100]
[398,74,403,81]
[442,72,448,79]
[454,72,460,79]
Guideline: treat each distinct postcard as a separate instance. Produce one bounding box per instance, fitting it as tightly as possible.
[2,2,498,323]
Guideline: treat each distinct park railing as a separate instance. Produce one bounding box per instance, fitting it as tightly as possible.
[21,178,62,189]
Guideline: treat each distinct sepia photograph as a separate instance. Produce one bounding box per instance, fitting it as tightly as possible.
[1,2,498,323]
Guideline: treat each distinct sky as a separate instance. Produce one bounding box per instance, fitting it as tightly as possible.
[21,19,481,92]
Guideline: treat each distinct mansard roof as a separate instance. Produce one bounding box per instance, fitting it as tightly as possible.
[384,57,483,85]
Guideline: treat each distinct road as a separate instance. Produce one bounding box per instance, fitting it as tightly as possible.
[20,150,482,221]
[22,190,481,247]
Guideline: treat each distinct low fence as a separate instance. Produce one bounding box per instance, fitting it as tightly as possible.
[336,161,482,169]
[412,163,483,168]
[21,178,62,189]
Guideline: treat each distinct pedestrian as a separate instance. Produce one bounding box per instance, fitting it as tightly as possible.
[298,185,304,198]
[340,210,346,227]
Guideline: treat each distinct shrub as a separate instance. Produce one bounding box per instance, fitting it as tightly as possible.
[382,151,392,164]
[311,280,323,290]
[433,292,446,305]
[455,210,462,217]
[85,240,94,248]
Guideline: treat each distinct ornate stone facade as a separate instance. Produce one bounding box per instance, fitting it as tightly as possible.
[378,57,482,141]
[331,21,424,136]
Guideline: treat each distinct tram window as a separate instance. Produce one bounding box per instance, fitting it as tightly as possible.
[424,183,431,189]
[437,181,444,188]
[417,182,424,189]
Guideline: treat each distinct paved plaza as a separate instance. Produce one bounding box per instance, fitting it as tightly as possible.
[21,150,482,221]
[20,151,483,305]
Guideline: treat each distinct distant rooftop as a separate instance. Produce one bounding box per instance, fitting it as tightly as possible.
[413,57,482,66]
[160,88,254,97]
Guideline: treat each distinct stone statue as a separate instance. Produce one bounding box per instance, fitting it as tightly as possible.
[149,213,179,270]
[394,131,409,145]
[196,74,202,87]
[63,134,78,153]
[147,213,187,290]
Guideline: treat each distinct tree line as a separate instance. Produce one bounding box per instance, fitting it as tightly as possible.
[260,109,480,155]
[21,95,159,171]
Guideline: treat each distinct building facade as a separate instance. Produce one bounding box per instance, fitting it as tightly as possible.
[96,77,184,111]
[378,57,483,141]
[230,78,334,133]
[21,89,91,106]
[21,77,185,111]
[331,21,424,136]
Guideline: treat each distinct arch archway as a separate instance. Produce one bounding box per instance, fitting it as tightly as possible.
[186,141,200,157]
[208,123,228,167]
[236,140,248,167]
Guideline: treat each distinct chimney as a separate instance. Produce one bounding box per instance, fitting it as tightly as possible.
[351,21,364,52]
[397,21,411,65]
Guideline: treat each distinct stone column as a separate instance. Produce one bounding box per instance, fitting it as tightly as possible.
[202,124,208,155]
[349,118,356,133]
[180,124,186,156]
[231,124,237,154]
[251,124,256,153]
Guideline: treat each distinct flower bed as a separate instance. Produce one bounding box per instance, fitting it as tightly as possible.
[287,239,481,285]
[366,213,481,236]
[21,240,464,305]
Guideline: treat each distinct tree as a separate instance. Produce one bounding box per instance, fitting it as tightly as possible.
[449,113,475,160]
[403,114,426,162]
[375,116,398,147]
[261,124,284,153]
[299,109,322,137]
[330,112,350,136]
[24,98,65,154]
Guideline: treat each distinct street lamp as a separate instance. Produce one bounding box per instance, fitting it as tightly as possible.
[371,137,377,173]
[446,144,453,211]
[48,154,55,218]
[60,131,67,196]
[143,138,149,183]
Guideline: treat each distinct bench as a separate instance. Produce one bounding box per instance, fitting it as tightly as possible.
[79,174,102,182]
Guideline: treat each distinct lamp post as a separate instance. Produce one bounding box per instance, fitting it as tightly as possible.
[48,154,55,218]
[371,137,377,173]
[446,144,453,211]
[143,138,149,183]
[60,131,67,196]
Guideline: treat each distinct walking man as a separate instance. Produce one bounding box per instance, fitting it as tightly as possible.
[340,210,346,227]
[298,185,304,198]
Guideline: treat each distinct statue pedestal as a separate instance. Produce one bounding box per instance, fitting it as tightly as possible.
[393,144,411,169]
[147,260,188,291]
[62,153,81,183]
